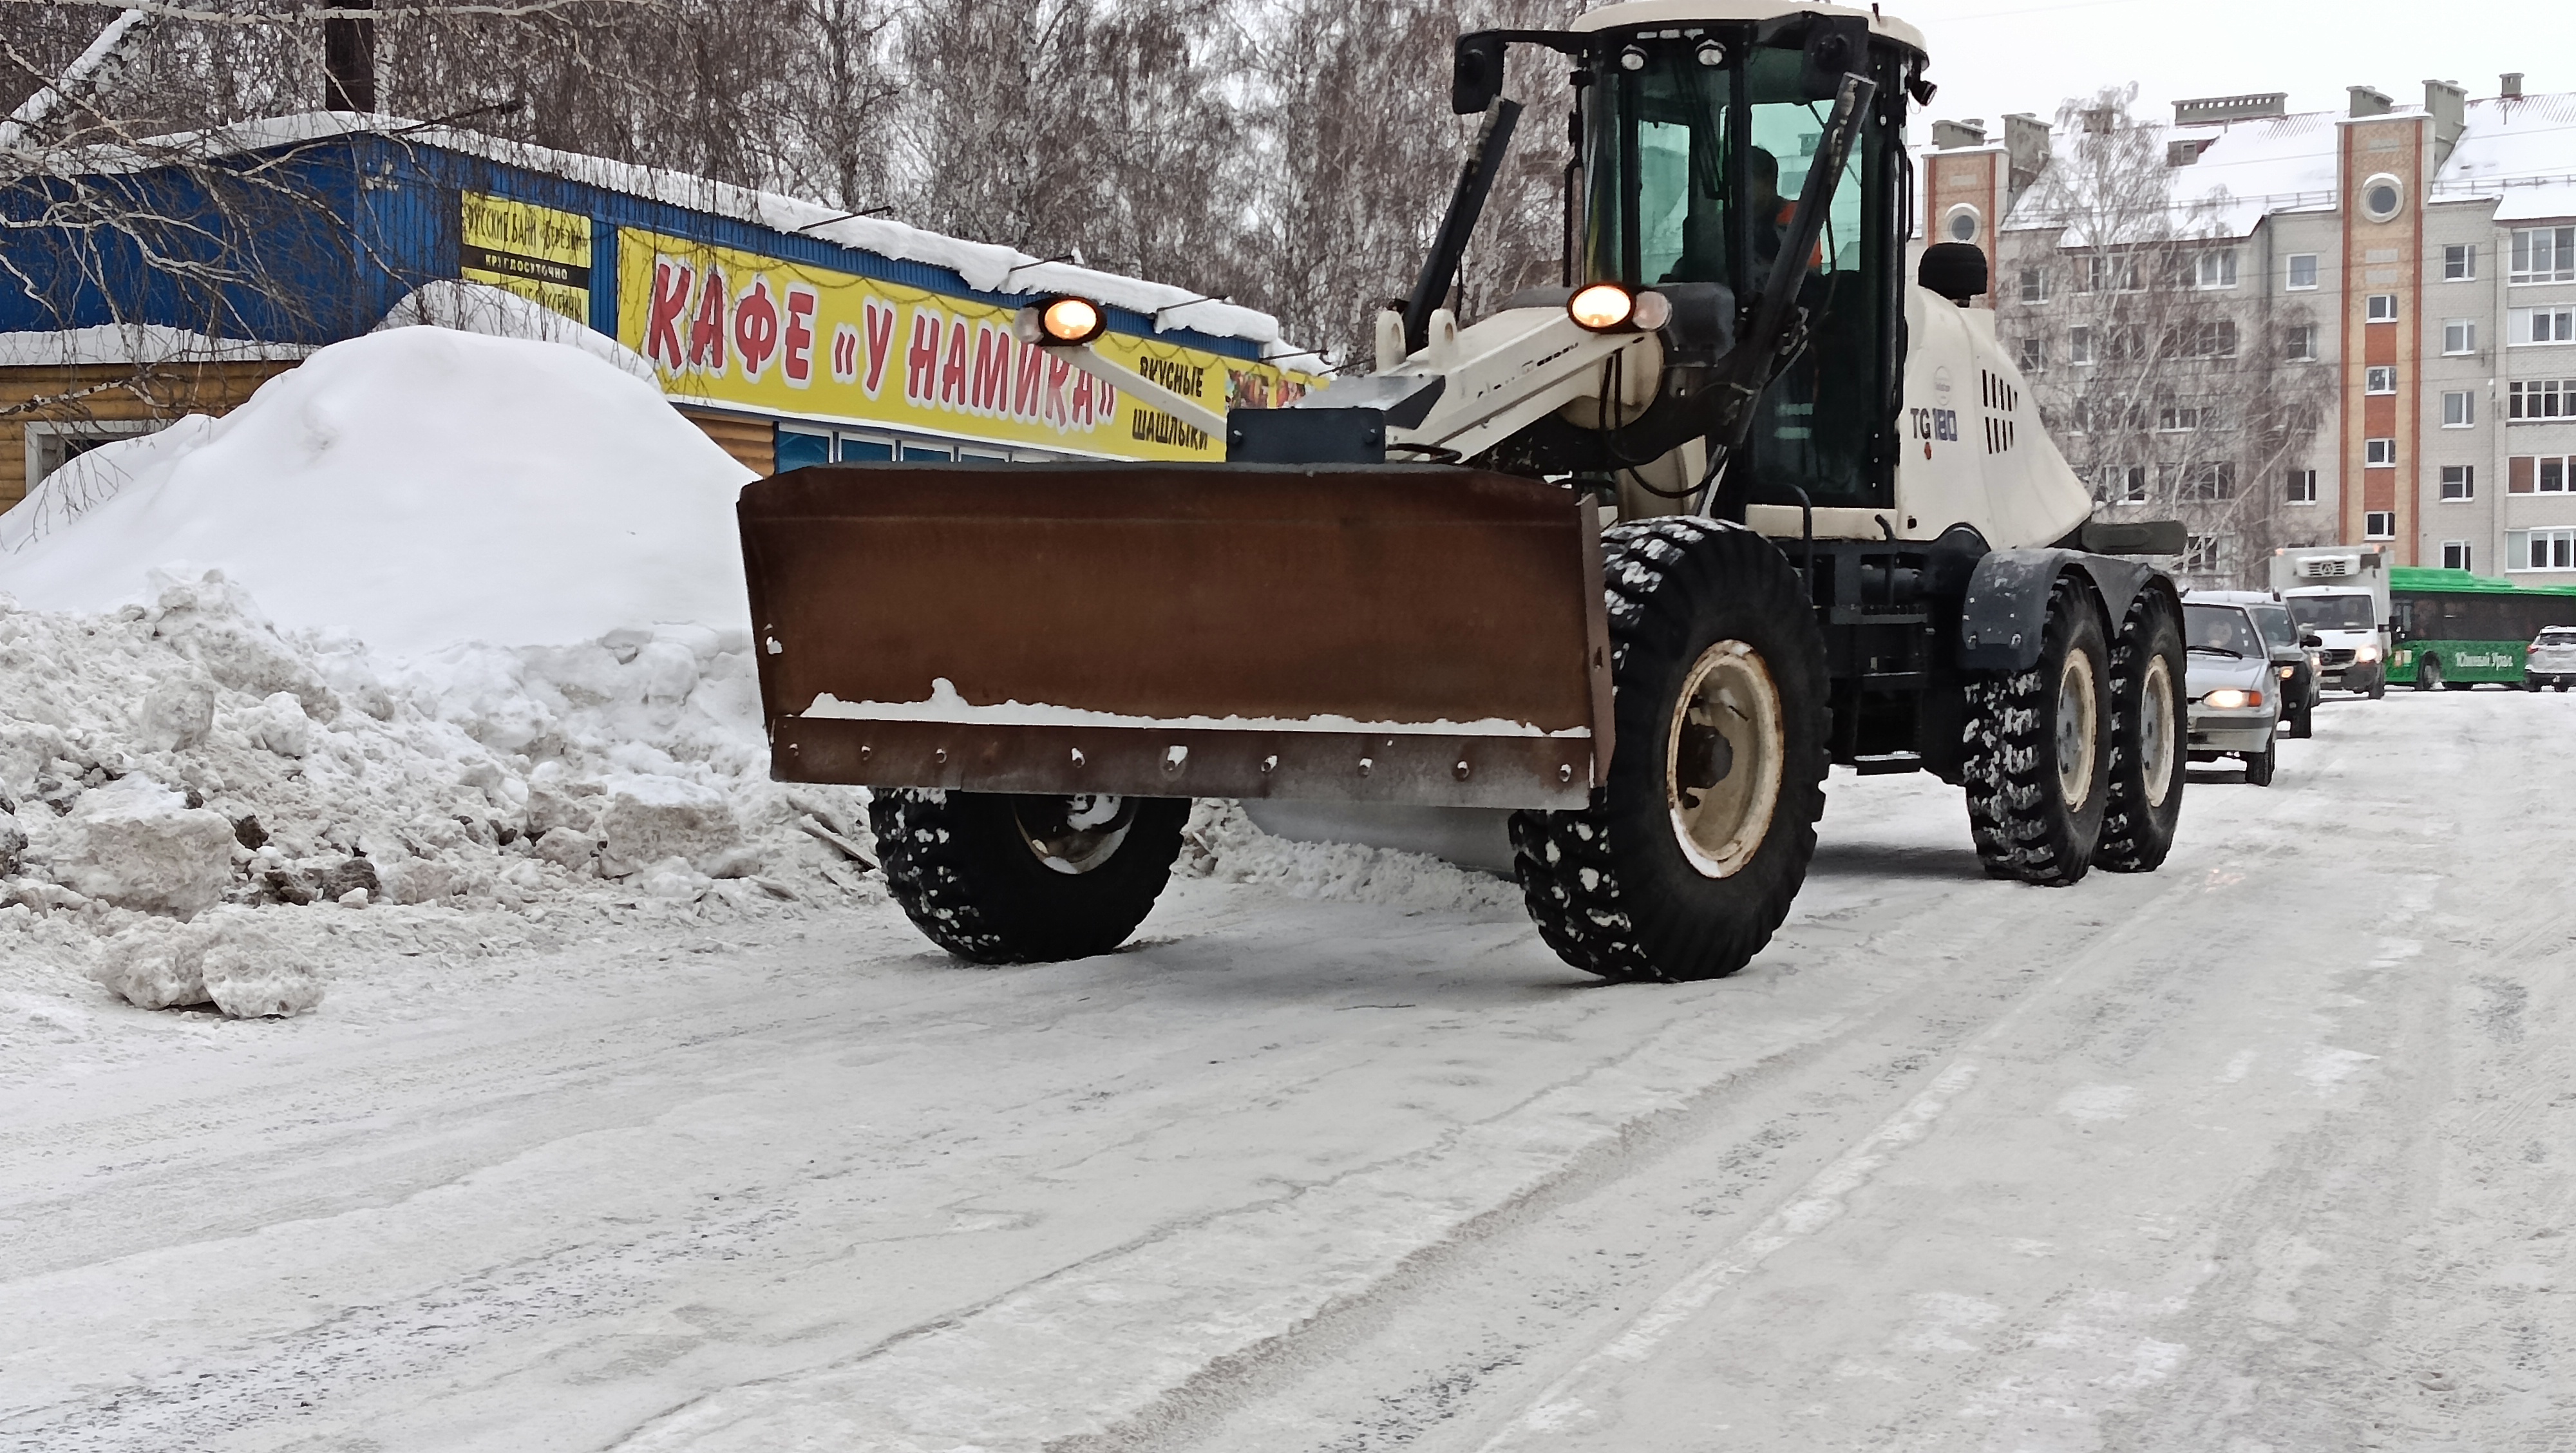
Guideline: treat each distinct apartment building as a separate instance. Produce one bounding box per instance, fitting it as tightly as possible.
[1924,76,2576,586]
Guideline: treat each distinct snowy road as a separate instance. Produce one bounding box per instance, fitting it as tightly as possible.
[5,692,2569,1452]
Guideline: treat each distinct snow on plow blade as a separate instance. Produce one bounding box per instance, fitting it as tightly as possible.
[740,462,1613,810]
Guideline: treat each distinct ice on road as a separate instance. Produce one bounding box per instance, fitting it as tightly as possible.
[3,692,2568,1452]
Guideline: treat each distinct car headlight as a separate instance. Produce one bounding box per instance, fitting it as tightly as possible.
[2278,665,2296,679]
[2354,643,2382,663]
[2203,688,2262,710]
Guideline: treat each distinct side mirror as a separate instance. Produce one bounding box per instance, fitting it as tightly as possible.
[1454,33,1506,115]
[1759,13,1873,102]
[1919,242,1987,303]
[2301,633,2324,648]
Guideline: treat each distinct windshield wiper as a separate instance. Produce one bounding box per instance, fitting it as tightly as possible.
[2190,645,2245,658]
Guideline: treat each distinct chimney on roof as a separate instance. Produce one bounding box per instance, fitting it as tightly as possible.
[2003,113,2050,203]
[2501,72,2524,99]
[2347,85,2392,119]
[2425,79,2467,165]
[323,0,376,113]
[1932,118,1987,150]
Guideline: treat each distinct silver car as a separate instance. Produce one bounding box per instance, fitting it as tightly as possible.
[2184,601,2282,786]
[2529,626,2576,692]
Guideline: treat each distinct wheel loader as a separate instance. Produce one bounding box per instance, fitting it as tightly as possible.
[737,0,2192,982]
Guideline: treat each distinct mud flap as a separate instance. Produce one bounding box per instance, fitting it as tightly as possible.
[740,462,1615,810]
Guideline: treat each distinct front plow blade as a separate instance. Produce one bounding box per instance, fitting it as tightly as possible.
[740,463,1613,810]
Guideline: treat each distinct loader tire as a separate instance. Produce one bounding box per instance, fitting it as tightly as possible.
[869,790,1187,964]
[1962,576,2112,886]
[2094,590,2185,874]
[1510,518,1828,983]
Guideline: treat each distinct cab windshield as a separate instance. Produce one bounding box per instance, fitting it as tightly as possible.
[2184,604,2265,658]
[2286,594,2374,632]
[1580,26,1903,509]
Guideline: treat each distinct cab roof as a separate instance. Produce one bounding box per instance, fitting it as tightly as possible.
[1570,1,1928,56]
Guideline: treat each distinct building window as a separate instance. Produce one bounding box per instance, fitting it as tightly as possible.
[2181,534,2224,574]
[2287,253,2319,290]
[2510,307,2576,345]
[2159,403,2207,432]
[2018,267,2050,304]
[2114,464,2147,502]
[2366,437,2397,466]
[2365,365,2397,394]
[2079,254,2142,293]
[2443,319,2477,355]
[2366,510,2397,540]
[2508,528,2576,571]
[2510,226,2576,284]
[2286,467,2318,503]
[2443,390,2476,426]
[2367,294,2398,323]
[2195,251,2239,289]
[2443,540,2474,571]
[2285,323,2317,362]
[2360,174,2404,222]
[2068,326,2092,364]
[2443,245,2477,281]
[2441,464,2475,499]
[2017,337,2045,373]
[2177,461,2236,499]
[2508,379,2575,421]
[2509,455,2573,493]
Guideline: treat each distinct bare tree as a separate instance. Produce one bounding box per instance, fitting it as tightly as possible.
[1997,87,2328,588]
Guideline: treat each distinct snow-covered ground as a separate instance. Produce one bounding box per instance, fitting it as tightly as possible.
[3,689,2567,1452]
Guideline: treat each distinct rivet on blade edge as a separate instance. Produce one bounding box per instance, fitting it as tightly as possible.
[857,745,870,761]
[1260,755,1278,774]
[1358,757,1373,776]
[1558,763,1574,783]
[1454,761,1472,779]
[1071,748,1086,766]
[934,748,947,764]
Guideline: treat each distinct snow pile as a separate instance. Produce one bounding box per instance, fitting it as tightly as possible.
[0,326,753,655]
[1177,801,1524,916]
[0,328,889,1018]
[371,280,658,384]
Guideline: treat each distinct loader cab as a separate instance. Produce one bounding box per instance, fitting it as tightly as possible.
[1573,11,1918,512]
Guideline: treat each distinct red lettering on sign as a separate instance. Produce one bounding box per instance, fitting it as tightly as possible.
[734,277,781,381]
[1045,353,1073,429]
[781,285,818,386]
[865,299,896,397]
[905,307,942,403]
[646,259,692,370]
[1013,339,1045,421]
[939,317,970,408]
[1071,369,1097,429]
[969,324,1010,415]
[829,323,860,385]
[688,267,728,373]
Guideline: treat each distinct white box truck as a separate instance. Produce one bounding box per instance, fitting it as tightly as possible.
[2269,546,2389,698]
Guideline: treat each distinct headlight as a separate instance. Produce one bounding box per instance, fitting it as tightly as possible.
[2354,643,2382,663]
[2202,688,2262,710]
[2278,665,2296,679]
[1014,294,1107,345]
[1567,283,1671,332]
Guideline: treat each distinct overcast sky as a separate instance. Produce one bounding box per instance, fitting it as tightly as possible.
[1889,0,2569,142]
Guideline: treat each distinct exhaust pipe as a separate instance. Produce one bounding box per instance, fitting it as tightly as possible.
[323,0,375,113]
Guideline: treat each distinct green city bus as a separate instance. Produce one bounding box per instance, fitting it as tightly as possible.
[2387,566,2576,689]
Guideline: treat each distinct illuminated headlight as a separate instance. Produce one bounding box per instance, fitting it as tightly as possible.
[2278,665,2296,679]
[1014,294,1107,346]
[1567,282,1672,333]
[2354,643,2383,663]
[2202,688,2263,710]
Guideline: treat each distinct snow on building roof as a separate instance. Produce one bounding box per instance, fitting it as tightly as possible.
[90,112,1305,361]
[2003,88,2576,240]
[2438,93,2576,222]
[0,325,312,368]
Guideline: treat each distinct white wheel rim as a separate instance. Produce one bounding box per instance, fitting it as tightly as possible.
[1014,794,1135,875]
[2056,648,2099,812]
[2139,653,2176,810]
[1666,640,1786,879]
